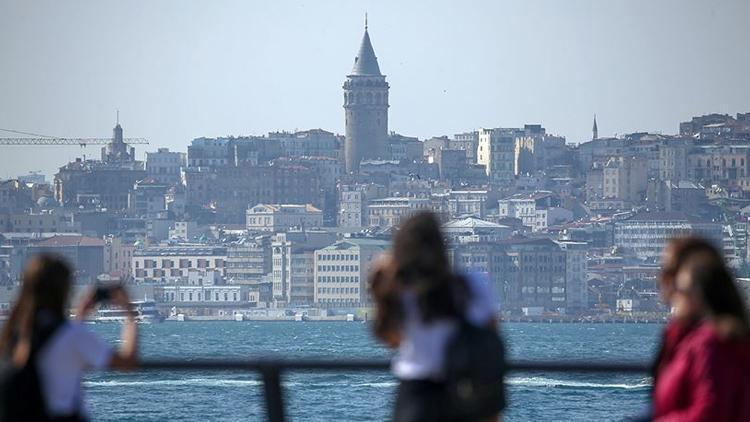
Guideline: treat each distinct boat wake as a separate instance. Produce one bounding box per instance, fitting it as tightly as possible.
[87,376,647,391]
[507,376,650,390]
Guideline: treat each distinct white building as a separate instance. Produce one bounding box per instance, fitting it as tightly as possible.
[313,238,389,306]
[146,148,186,186]
[442,217,512,244]
[477,128,517,187]
[367,197,431,228]
[132,245,227,283]
[337,183,387,229]
[447,190,488,218]
[498,191,572,232]
[246,204,323,233]
[271,230,336,305]
[169,221,206,242]
[161,284,247,304]
[614,212,724,260]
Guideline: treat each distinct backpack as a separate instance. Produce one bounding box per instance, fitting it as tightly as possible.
[0,321,62,422]
[442,317,507,421]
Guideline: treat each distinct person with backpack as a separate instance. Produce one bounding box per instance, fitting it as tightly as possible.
[0,254,139,421]
[370,212,506,422]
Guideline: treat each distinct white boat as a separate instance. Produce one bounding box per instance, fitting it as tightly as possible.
[234,312,244,322]
[96,300,164,323]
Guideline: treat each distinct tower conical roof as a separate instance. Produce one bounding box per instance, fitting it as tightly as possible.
[351,29,382,76]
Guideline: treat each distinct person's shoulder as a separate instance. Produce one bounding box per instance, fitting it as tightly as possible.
[462,272,490,291]
[684,322,721,352]
[62,320,100,340]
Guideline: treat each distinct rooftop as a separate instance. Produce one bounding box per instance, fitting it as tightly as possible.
[33,235,104,248]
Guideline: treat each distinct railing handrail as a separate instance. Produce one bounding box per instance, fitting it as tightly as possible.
[137,358,650,373]
[123,358,651,422]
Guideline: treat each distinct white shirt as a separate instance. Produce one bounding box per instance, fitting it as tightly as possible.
[392,272,496,381]
[37,321,112,417]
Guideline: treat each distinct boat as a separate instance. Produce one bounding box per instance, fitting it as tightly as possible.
[234,312,244,322]
[96,300,165,323]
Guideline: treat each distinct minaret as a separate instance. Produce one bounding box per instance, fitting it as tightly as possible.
[343,17,389,173]
[592,114,599,140]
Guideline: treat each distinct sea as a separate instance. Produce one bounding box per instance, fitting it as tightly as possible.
[84,322,661,421]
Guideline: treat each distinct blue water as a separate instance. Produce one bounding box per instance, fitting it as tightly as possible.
[85,322,661,421]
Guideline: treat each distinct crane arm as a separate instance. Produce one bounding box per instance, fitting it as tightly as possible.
[0,137,149,146]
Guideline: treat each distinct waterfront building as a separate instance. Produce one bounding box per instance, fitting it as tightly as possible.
[246,204,323,233]
[146,148,185,186]
[271,230,336,306]
[103,235,134,281]
[132,245,227,284]
[343,21,389,173]
[27,235,105,283]
[503,238,567,312]
[225,236,272,285]
[313,238,388,306]
[557,241,588,315]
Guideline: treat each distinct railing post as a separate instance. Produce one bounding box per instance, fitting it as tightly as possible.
[261,365,285,422]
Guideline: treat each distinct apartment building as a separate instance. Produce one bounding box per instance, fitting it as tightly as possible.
[313,238,388,306]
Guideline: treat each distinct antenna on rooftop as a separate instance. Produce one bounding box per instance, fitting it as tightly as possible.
[116,109,120,125]
[365,12,368,30]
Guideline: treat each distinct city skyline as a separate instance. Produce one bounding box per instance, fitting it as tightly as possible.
[2,0,750,178]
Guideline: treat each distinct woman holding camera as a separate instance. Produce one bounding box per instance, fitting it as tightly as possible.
[0,254,138,421]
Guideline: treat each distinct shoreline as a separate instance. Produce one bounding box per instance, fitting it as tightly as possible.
[149,315,668,323]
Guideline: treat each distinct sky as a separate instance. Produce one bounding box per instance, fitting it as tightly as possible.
[1,0,749,179]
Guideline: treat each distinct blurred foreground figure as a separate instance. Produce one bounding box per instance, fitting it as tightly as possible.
[370,212,506,422]
[0,254,138,421]
[653,237,750,421]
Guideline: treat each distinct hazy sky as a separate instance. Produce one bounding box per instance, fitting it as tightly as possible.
[1,0,749,179]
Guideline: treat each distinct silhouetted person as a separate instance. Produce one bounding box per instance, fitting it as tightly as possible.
[0,254,138,421]
[652,238,750,421]
[370,212,505,422]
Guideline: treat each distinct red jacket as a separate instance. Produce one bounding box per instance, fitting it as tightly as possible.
[653,321,750,422]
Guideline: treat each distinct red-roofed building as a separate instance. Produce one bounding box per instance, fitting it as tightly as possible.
[27,235,105,283]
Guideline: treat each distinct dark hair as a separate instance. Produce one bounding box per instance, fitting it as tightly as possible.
[679,248,750,337]
[0,254,72,355]
[662,236,722,279]
[370,212,466,344]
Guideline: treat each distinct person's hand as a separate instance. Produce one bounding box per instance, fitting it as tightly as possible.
[75,287,98,321]
[110,286,133,313]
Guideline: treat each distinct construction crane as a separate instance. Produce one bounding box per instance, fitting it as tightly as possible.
[0,127,149,148]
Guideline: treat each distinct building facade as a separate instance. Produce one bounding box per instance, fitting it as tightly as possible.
[313,238,388,306]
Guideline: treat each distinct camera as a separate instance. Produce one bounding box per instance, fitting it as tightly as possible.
[93,283,120,303]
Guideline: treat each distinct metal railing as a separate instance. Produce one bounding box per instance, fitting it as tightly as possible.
[136,359,650,422]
